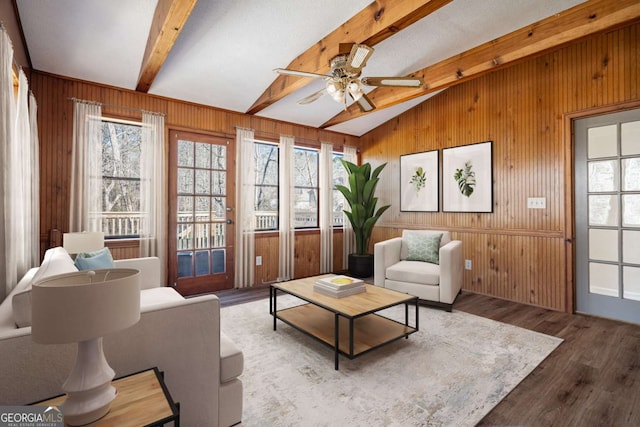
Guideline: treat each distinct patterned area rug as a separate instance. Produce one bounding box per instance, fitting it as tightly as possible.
[221,295,562,426]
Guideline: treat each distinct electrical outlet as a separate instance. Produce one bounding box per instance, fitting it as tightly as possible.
[465,259,472,270]
[256,256,262,266]
[527,197,546,209]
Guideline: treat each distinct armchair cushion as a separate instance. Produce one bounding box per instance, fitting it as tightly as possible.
[387,260,440,286]
[404,232,442,264]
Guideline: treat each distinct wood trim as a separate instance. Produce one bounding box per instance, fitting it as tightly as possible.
[246,0,452,114]
[322,0,640,128]
[377,224,564,239]
[136,0,197,92]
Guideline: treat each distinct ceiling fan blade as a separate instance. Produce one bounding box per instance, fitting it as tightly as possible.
[297,88,326,105]
[346,44,374,74]
[355,92,375,112]
[274,68,330,80]
[361,76,424,87]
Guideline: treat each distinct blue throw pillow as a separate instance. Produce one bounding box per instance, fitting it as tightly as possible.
[74,247,115,270]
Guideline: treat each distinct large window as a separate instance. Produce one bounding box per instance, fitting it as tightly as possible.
[293,148,319,228]
[252,141,344,230]
[254,142,279,231]
[99,119,142,238]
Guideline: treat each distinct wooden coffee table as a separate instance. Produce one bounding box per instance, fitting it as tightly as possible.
[270,275,419,370]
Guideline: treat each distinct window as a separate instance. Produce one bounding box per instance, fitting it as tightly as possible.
[293,147,319,228]
[332,152,346,227]
[99,119,142,238]
[254,142,279,231]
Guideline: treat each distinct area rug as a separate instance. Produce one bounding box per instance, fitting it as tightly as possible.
[221,295,563,426]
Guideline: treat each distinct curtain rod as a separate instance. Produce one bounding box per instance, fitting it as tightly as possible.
[232,126,352,148]
[67,97,165,117]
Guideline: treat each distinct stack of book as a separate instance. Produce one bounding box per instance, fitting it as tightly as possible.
[314,275,366,298]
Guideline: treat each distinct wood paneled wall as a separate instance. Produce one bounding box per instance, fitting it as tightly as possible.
[361,23,640,312]
[31,71,358,280]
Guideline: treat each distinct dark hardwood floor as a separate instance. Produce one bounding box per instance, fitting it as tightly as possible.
[215,287,640,427]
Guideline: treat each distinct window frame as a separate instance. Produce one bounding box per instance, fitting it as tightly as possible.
[99,116,143,240]
[253,139,280,232]
[293,146,319,229]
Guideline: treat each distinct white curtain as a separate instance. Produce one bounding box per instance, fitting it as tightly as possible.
[342,145,357,268]
[139,111,167,276]
[235,128,255,288]
[0,24,41,299]
[319,142,333,273]
[278,135,295,281]
[69,99,102,232]
[29,92,40,266]
[0,25,11,300]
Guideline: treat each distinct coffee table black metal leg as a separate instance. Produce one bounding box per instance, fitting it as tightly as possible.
[272,287,277,331]
[334,313,339,370]
[415,297,419,331]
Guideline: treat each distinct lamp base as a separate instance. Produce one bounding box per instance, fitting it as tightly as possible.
[62,338,116,426]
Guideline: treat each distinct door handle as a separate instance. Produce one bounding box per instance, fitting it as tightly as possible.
[226,219,233,224]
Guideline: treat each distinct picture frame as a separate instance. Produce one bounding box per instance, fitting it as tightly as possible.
[442,141,493,212]
[400,150,439,212]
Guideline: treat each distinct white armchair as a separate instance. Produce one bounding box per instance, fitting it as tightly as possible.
[374,230,463,311]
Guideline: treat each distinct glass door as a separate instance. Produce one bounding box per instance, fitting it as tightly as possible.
[169,130,235,295]
[575,109,640,324]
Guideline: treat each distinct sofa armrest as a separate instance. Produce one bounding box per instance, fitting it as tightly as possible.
[114,257,163,289]
[438,240,463,304]
[374,237,402,287]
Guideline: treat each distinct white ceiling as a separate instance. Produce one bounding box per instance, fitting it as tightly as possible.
[16,0,586,136]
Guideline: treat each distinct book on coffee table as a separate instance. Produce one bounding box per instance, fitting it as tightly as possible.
[314,275,365,298]
[314,275,363,290]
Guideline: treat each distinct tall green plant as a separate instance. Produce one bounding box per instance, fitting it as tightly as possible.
[336,159,391,255]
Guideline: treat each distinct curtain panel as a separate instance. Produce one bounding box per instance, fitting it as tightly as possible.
[235,128,255,288]
[139,112,167,276]
[69,100,102,233]
[278,135,295,281]
[319,142,333,273]
[342,146,357,268]
[0,25,41,299]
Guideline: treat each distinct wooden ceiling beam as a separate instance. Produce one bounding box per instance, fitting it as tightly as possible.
[321,0,640,128]
[135,0,197,93]
[245,0,453,115]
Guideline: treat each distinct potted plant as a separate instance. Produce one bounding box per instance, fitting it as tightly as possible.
[336,159,390,278]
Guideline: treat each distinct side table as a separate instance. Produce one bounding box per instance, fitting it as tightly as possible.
[33,367,180,427]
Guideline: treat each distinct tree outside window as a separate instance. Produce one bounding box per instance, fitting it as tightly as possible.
[254,142,279,231]
[100,120,142,238]
[332,152,346,226]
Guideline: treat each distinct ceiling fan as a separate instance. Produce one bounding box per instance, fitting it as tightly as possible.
[274,43,423,112]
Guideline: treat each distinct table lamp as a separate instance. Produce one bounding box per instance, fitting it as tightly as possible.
[63,231,104,254]
[31,268,141,426]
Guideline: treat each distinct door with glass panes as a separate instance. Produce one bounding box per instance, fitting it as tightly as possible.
[574,109,640,324]
[169,131,234,295]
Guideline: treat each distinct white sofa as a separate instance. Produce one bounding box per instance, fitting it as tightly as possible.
[374,230,463,311]
[0,247,243,427]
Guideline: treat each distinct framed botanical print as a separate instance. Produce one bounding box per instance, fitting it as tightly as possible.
[400,150,439,212]
[442,141,493,212]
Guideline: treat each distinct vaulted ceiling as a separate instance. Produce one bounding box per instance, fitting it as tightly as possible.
[14,0,640,136]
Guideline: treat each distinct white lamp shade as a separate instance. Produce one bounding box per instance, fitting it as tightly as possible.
[63,232,104,254]
[31,269,141,344]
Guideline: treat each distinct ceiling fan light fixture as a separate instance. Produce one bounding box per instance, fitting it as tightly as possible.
[326,80,340,95]
[332,88,346,103]
[348,80,363,101]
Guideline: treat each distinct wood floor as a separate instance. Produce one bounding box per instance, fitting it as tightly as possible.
[215,287,640,427]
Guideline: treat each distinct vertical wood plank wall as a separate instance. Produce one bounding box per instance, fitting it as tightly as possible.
[31,72,358,283]
[361,23,640,311]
